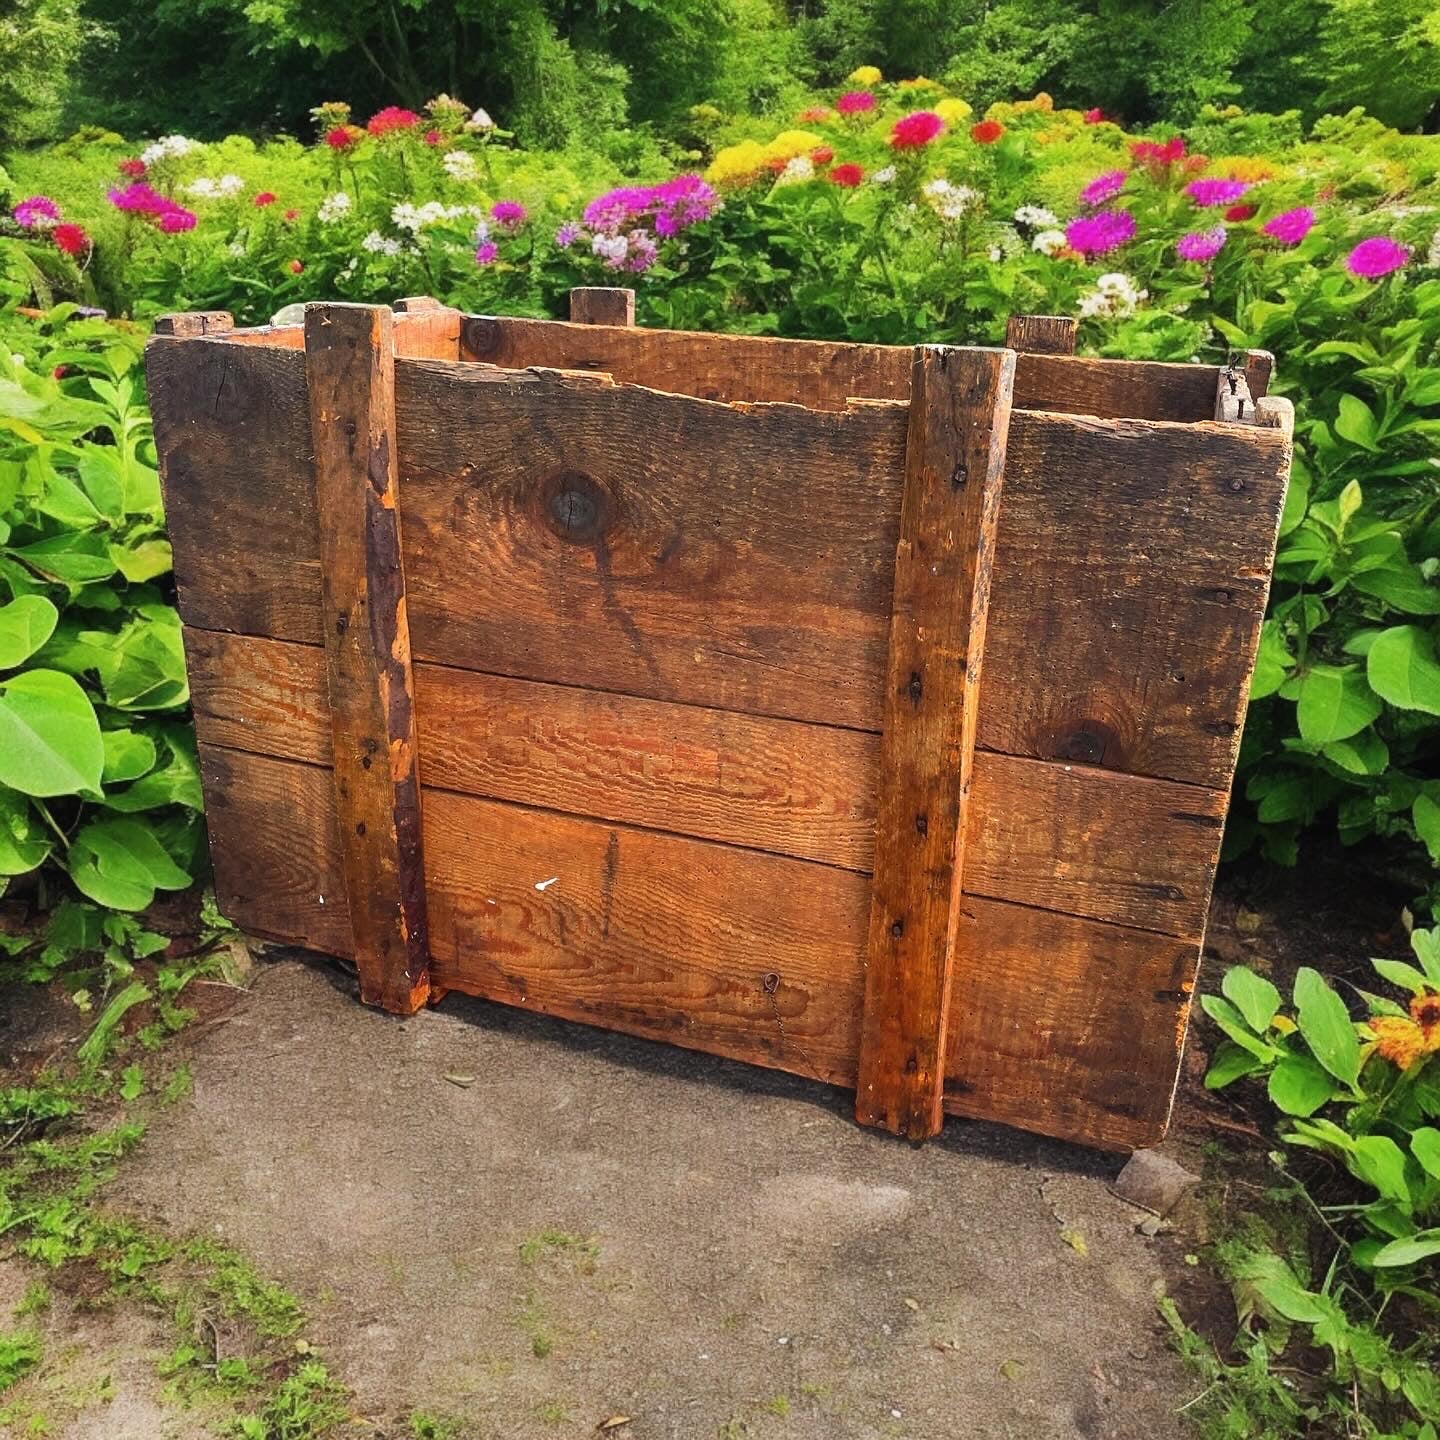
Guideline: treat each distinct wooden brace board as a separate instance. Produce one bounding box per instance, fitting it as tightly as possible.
[146,293,1292,1150]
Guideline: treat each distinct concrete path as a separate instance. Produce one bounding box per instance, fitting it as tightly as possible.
[112,955,1194,1439]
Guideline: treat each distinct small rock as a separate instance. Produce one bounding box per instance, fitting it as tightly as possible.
[1114,1150,1199,1217]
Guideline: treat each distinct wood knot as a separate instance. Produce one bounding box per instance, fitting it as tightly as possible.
[461,316,501,357]
[950,462,968,491]
[907,671,923,705]
[539,470,610,545]
[1043,718,1123,768]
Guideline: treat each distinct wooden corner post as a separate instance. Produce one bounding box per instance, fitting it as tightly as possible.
[569,287,636,326]
[856,345,1016,1139]
[304,302,430,1014]
[1004,314,1077,355]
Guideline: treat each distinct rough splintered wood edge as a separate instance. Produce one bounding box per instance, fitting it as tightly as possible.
[855,344,1016,1140]
[569,287,636,326]
[153,311,233,337]
[1005,314,1078,356]
[304,301,431,1014]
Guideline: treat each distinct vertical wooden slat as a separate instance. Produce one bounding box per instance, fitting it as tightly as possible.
[569,287,636,326]
[304,302,430,1014]
[1004,314,1077,355]
[154,311,233,337]
[855,345,1016,1139]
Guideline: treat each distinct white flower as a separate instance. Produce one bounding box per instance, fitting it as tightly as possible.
[465,107,495,132]
[1077,271,1147,319]
[184,177,218,199]
[318,191,352,224]
[870,165,897,185]
[1014,204,1057,228]
[922,178,980,222]
[1428,226,1440,268]
[226,240,246,257]
[391,200,479,232]
[472,218,491,245]
[217,173,245,196]
[338,258,358,281]
[778,155,814,184]
[591,233,629,264]
[1032,228,1067,256]
[140,134,195,166]
[442,150,478,182]
[361,230,402,256]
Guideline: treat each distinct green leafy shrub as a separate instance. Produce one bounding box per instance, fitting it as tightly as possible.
[0,304,200,911]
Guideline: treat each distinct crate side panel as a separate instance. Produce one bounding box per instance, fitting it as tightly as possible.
[146,337,324,643]
[979,411,1291,789]
[394,362,908,731]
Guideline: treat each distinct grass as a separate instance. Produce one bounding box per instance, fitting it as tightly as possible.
[518,1229,599,1269]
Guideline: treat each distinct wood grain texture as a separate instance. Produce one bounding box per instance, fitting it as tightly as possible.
[857,346,1014,1138]
[569,287,636,325]
[391,299,461,359]
[1005,314,1077,355]
[194,742,1198,1148]
[154,311,233,337]
[395,361,908,730]
[459,314,1222,420]
[305,302,429,1014]
[979,409,1293,789]
[944,896,1198,1150]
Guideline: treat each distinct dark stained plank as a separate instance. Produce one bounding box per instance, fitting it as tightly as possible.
[395,362,908,731]
[978,410,1293,789]
[944,896,1199,1151]
[1005,314,1077,355]
[856,346,1014,1139]
[305,302,430,1014]
[459,313,1222,420]
[570,287,636,326]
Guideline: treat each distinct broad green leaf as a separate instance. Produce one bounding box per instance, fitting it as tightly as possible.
[1372,957,1434,994]
[1321,728,1389,775]
[67,817,192,911]
[1200,994,1282,1062]
[1367,626,1440,715]
[1250,623,1293,700]
[1412,928,1440,987]
[1351,563,1440,614]
[75,980,150,1066]
[9,532,118,584]
[1295,664,1382,743]
[1266,1054,1333,1116]
[1371,1231,1440,1268]
[101,729,157,785]
[1222,966,1281,1034]
[1415,794,1440,863]
[0,594,59,669]
[0,669,104,797]
[75,448,125,520]
[1278,465,1309,537]
[104,730,203,812]
[1293,966,1361,1087]
[110,538,173,584]
[0,786,50,876]
[1350,1135,1411,1205]
[1411,1128,1440,1180]
[1204,1040,1267,1089]
[1334,393,1381,452]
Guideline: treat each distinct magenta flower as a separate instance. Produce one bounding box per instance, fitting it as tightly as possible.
[836,90,876,116]
[1078,170,1127,207]
[582,175,718,238]
[1260,206,1315,246]
[890,110,945,149]
[1186,178,1250,207]
[491,200,527,229]
[475,240,499,265]
[1346,235,1409,279]
[1176,225,1227,263]
[626,229,659,272]
[12,195,60,229]
[554,221,583,247]
[157,207,197,232]
[1064,209,1137,256]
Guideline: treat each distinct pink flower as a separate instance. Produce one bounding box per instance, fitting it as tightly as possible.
[836,90,876,116]
[253,191,277,207]
[287,259,304,274]
[158,207,197,233]
[810,145,834,166]
[582,175,717,238]
[117,158,147,178]
[367,106,419,137]
[626,228,658,272]
[284,208,301,222]
[1186,178,1250,207]
[423,128,442,146]
[890,110,945,149]
[1261,206,1315,246]
[1079,169,1126,207]
[475,240,499,265]
[12,196,60,229]
[1131,136,1186,167]
[107,182,195,234]
[325,125,359,151]
[1176,225,1227,263]
[1064,209,1136,255]
[1346,236,1409,279]
[554,221,583,247]
[53,224,89,256]
[1083,107,1108,125]
[491,199,527,229]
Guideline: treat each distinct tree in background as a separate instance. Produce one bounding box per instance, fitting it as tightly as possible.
[0,0,93,145]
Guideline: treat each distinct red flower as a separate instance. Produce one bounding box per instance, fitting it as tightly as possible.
[253,191,277,207]
[52,365,68,380]
[890,110,945,149]
[325,125,361,151]
[284,208,301,222]
[1083,107,1107,125]
[1224,204,1257,222]
[287,259,304,274]
[52,224,89,257]
[423,128,442,146]
[1131,135,1186,166]
[970,119,1004,144]
[367,106,420,137]
[117,157,147,178]
[829,162,864,187]
[810,145,834,166]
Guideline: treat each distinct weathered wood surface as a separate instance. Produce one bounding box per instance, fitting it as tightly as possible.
[460,314,1223,420]
[154,311,233,337]
[1005,314,1078,355]
[305,303,429,1013]
[570,287,636,326]
[196,741,1193,1147]
[856,346,1013,1139]
[184,628,1226,936]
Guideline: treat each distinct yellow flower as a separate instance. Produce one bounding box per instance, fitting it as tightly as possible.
[705,139,770,187]
[848,65,883,86]
[1369,992,1440,1070]
[1012,92,1055,113]
[763,129,825,163]
[934,97,973,124]
[897,76,940,92]
[1215,155,1280,183]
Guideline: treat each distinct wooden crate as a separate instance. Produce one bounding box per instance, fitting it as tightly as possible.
[145,291,1293,1150]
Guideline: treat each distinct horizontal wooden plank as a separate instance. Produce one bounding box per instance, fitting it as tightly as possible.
[460,315,1222,421]
[186,629,1228,934]
[196,743,1196,1148]
[979,409,1291,789]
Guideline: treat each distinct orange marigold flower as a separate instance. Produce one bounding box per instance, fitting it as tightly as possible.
[1369,992,1440,1070]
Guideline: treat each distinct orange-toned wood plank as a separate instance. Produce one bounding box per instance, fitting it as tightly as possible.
[569,287,635,325]
[856,345,1014,1139]
[305,302,429,1013]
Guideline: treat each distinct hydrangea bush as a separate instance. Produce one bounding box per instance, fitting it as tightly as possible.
[2,72,1439,900]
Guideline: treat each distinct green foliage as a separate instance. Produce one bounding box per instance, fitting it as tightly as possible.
[1197,933,1440,1433]
[0,305,201,911]
[0,0,93,147]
